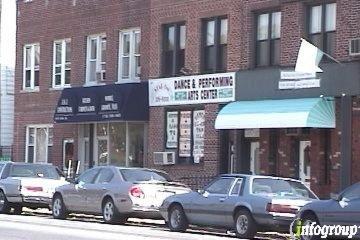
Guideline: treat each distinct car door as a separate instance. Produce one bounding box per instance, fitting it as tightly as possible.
[88,167,115,213]
[63,168,100,212]
[188,177,236,227]
[222,178,244,227]
[326,183,360,225]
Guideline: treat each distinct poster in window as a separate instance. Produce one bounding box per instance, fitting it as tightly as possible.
[166,112,178,148]
[193,110,205,163]
[179,111,191,157]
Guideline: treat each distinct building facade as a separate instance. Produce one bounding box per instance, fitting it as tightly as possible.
[14,0,151,175]
[0,0,16,159]
[14,0,360,198]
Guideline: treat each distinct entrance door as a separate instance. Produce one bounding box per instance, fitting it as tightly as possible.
[250,142,260,174]
[299,141,311,188]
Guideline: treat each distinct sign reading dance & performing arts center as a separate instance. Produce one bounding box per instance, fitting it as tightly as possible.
[149,72,236,106]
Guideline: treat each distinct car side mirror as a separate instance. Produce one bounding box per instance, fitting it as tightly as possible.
[67,178,78,184]
[330,193,340,201]
[197,189,205,195]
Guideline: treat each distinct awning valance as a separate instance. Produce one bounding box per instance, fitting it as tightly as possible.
[54,82,149,123]
[215,98,335,129]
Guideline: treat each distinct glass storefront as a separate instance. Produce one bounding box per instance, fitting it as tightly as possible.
[78,122,146,170]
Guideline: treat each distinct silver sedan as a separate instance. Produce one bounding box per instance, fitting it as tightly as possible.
[52,166,190,224]
[160,174,318,239]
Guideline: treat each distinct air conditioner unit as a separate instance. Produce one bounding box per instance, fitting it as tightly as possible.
[153,152,175,165]
[349,38,360,56]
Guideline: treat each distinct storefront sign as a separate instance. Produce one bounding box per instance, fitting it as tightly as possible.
[179,111,191,157]
[149,72,236,106]
[166,112,178,148]
[279,79,321,90]
[193,110,205,163]
[280,71,316,80]
[244,129,260,138]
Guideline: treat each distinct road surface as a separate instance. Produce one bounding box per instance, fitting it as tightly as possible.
[0,210,288,240]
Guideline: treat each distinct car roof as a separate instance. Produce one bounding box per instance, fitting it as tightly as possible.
[94,165,168,174]
[220,173,303,182]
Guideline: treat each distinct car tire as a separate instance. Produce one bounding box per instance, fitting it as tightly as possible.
[234,209,257,239]
[0,190,10,214]
[52,194,68,220]
[12,205,23,215]
[102,198,127,225]
[168,205,188,232]
[301,213,320,240]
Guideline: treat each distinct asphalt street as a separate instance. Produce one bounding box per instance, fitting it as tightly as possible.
[0,210,288,240]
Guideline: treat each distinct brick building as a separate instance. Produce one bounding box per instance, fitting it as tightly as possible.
[14,0,360,198]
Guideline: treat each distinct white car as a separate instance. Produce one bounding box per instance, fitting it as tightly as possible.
[0,162,68,214]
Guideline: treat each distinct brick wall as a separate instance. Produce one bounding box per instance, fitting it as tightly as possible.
[14,0,150,164]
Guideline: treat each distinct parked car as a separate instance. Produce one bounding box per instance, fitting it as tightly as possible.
[0,161,68,214]
[52,166,191,224]
[160,174,318,239]
[297,182,360,240]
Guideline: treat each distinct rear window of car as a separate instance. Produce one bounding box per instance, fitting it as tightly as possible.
[119,169,171,182]
[0,164,4,173]
[251,178,317,199]
[10,164,62,180]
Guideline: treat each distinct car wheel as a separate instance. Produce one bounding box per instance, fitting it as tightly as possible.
[0,190,10,214]
[52,194,68,220]
[234,209,257,239]
[301,214,320,240]
[168,205,188,232]
[12,205,23,215]
[102,198,127,224]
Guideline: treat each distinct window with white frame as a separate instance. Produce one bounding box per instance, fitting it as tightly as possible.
[118,29,141,82]
[23,43,40,90]
[53,39,71,88]
[86,34,106,84]
[26,125,53,164]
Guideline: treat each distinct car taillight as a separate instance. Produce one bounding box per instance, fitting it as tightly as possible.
[266,203,297,214]
[129,186,145,198]
[24,186,43,192]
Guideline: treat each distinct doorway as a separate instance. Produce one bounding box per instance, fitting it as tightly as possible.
[299,140,311,188]
[250,142,260,174]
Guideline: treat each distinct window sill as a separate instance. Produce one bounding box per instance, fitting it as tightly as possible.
[116,79,141,84]
[83,82,106,87]
[49,85,72,91]
[20,88,40,93]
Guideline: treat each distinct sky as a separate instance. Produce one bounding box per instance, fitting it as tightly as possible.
[1,0,16,68]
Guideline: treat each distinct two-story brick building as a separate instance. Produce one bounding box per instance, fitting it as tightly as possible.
[14,0,360,197]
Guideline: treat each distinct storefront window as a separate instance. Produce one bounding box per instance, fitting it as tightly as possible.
[166,109,205,164]
[128,123,145,167]
[109,123,126,166]
[80,122,145,168]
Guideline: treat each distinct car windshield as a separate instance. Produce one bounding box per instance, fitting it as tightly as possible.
[10,164,62,180]
[252,178,317,199]
[119,169,171,182]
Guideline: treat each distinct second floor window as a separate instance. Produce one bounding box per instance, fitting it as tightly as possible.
[53,39,71,88]
[202,17,228,73]
[256,11,281,67]
[23,43,40,90]
[162,23,186,77]
[86,34,106,84]
[118,29,141,82]
[308,3,336,56]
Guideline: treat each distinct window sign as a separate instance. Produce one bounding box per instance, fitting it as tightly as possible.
[179,111,191,157]
[166,111,178,148]
[193,110,205,163]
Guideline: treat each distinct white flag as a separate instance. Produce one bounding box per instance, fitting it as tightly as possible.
[295,38,324,73]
